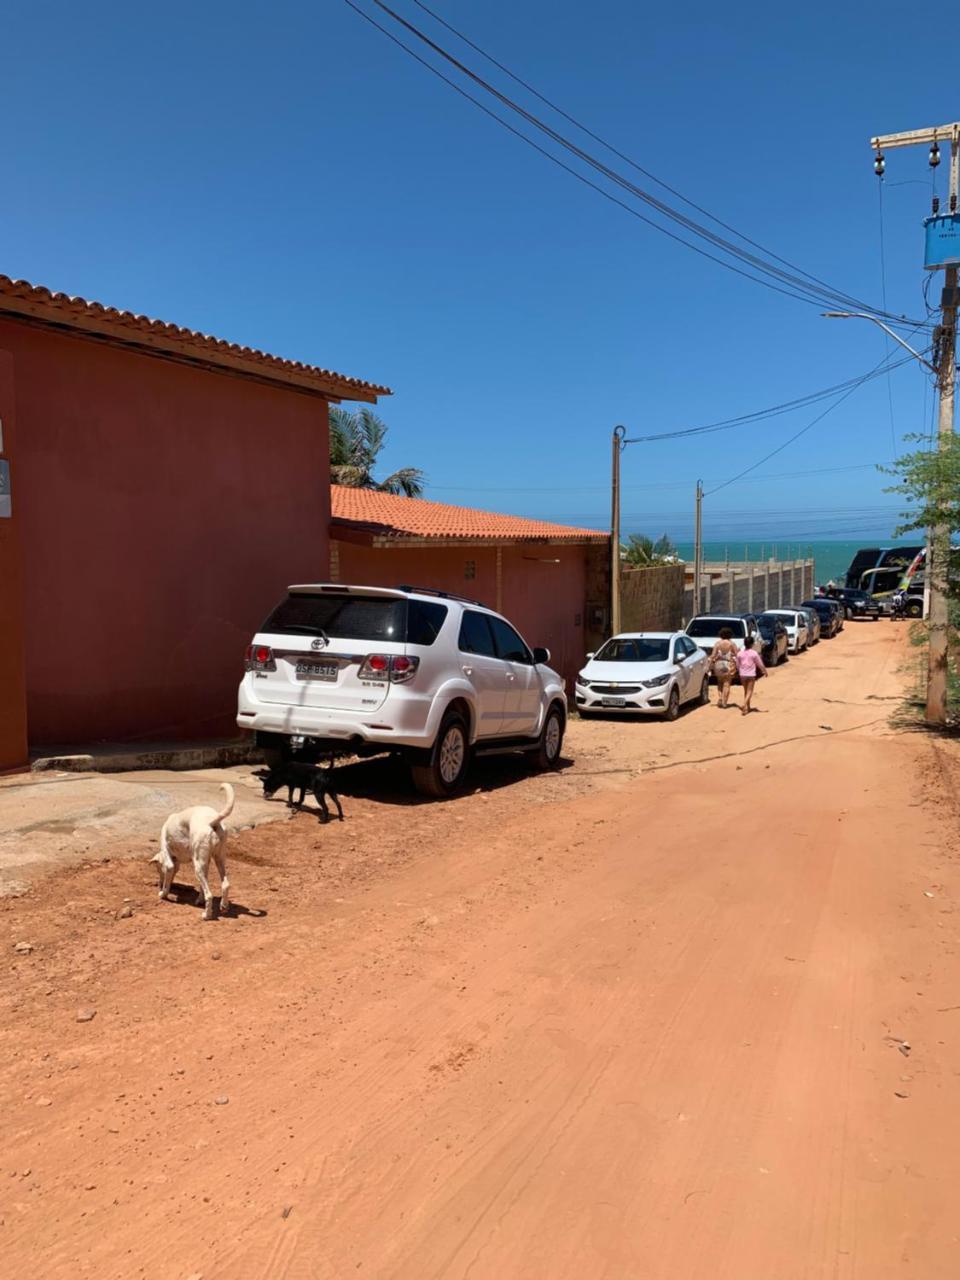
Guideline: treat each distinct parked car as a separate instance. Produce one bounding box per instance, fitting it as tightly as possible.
[824,586,882,619]
[685,613,762,661]
[761,609,809,653]
[576,632,709,720]
[802,597,841,637]
[797,605,821,644]
[237,583,567,797]
[756,614,789,667]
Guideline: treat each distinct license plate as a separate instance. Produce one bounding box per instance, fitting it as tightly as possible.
[602,696,627,707]
[295,660,339,681]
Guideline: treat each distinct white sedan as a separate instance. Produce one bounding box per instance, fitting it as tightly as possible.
[760,609,809,654]
[575,631,711,720]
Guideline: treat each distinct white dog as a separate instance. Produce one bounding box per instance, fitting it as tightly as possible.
[155,783,233,921]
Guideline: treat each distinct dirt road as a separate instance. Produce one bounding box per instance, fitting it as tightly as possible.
[4,622,960,1278]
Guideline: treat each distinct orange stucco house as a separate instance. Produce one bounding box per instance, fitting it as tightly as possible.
[0,276,388,770]
[329,486,610,694]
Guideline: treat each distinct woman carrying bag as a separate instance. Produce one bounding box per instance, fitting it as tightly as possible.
[708,627,738,709]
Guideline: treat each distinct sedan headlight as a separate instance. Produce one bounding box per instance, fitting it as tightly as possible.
[576,674,591,688]
[642,673,671,688]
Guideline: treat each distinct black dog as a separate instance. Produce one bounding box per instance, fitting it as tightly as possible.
[260,761,344,824]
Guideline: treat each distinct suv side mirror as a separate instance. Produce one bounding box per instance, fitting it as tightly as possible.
[533,646,551,665]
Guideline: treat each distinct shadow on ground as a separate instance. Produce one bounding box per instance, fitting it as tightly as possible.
[257,751,575,810]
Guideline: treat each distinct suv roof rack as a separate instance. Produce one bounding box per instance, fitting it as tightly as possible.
[397,584,488,609]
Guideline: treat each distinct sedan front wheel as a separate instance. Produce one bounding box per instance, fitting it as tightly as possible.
[664,686,681,721]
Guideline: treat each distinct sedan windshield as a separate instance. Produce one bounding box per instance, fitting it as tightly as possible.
[687,618,742,638]
[595,637,670,663]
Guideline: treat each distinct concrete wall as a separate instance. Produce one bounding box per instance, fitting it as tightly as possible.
[2,319,331,747]
[620,564,686,633]
[683,560,815,620]
[332,538,594,693]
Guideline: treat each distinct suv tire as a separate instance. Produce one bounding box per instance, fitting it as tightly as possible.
[533,704,565,770]
[410,711,470,798]
[905,599,923,619]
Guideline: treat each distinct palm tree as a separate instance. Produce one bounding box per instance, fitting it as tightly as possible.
[329,406,425,498]
[623,533,678,567]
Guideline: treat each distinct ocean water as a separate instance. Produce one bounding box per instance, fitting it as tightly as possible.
[672,540,871,587]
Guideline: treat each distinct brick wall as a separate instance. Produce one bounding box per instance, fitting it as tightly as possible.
[621,564,686,632]
[584,541,611,655]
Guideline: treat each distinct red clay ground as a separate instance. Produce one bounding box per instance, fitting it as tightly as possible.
[3,622,960,1278]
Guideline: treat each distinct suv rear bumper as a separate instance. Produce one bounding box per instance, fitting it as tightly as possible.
[237,685,437,750]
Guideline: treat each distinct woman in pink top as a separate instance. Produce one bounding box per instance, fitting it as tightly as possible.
[735,635,767,715]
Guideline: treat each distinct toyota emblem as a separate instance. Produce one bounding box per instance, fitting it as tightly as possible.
[311,635,327,650]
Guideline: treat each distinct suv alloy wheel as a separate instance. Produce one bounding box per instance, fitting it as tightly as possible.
[410,710,470,798]
[533,704,565,770]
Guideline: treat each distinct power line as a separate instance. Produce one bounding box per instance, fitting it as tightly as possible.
[409,0,875,309]
[343,0,841,310]
[428,462,881,495]
[704,347,929,497]
[353,0,928,327]
[622,352,916,445]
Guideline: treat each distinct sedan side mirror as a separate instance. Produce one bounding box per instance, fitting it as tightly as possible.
[533,646,551,665]
[585,651,595,661]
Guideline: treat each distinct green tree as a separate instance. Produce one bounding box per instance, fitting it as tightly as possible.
[329,406,425,498]
[622,533,678,567]
[883,434,960,600]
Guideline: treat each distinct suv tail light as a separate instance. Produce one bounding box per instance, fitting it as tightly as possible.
[358,654,420,684]
[244,643,276,672]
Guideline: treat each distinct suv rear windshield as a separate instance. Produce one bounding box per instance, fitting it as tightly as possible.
[260,593,447,646]
[687,618,744,638]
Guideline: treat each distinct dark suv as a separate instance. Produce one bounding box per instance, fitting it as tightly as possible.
[802,598,842,637]
[756,614,789,666]
[825,587,881,620]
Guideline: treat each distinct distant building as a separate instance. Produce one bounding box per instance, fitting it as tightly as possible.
[330,486,610,692]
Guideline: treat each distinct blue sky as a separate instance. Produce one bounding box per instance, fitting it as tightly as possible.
[0,1,949,540]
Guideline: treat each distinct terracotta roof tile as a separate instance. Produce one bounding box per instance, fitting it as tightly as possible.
[0,275,390,402]
[331,485,609,543]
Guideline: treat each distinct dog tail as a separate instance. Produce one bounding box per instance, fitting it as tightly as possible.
[211,783,235,827]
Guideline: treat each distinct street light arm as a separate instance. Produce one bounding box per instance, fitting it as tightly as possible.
[822,311,938,373]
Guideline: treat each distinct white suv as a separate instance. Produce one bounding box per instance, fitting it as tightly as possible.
[237,584,567,797]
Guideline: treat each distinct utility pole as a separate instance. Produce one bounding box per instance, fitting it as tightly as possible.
[872,121,958,724]
[610,425,625,635]
[694,480,703,615]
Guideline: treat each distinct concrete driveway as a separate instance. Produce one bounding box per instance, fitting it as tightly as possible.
[0,766,285,895]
